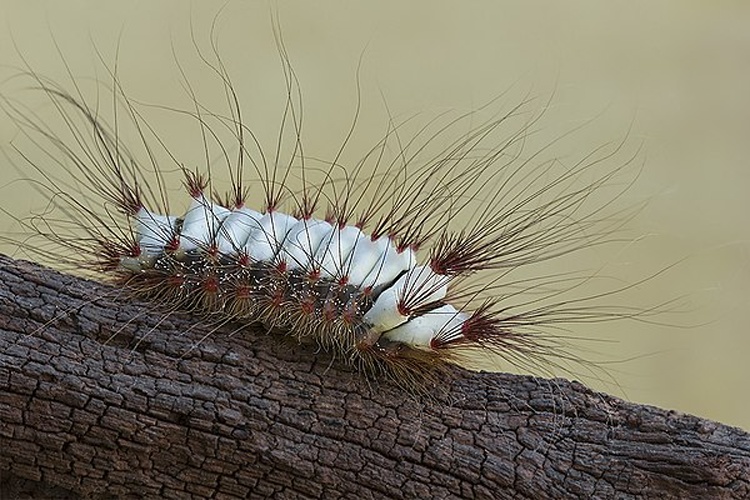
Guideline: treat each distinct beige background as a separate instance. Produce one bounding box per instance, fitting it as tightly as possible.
[0,1,748,430]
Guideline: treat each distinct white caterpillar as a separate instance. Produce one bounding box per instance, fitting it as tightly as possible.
[123,178,458,348]
[0,30,656,386]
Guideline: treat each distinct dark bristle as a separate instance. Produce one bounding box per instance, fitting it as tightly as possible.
[183,169,208,198]
[165,236,180,253]
[119,186,144,217]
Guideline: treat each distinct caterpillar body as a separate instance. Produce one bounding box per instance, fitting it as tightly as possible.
[1,27,654,389]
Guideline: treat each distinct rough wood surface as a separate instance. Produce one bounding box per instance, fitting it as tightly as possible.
[0,254,748,499]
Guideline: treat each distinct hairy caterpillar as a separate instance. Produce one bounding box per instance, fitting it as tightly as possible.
[0,15,672,394]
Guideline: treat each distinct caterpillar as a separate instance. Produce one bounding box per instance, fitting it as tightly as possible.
[0,19,663,391]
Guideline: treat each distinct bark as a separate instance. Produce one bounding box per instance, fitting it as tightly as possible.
[0,254,748,500]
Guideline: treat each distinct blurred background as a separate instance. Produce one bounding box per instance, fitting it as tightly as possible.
[0,1,748,429]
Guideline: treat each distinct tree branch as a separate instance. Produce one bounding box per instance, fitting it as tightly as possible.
[0,254,748,499]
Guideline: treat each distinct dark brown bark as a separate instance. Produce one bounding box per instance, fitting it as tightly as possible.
[0,254,748,499]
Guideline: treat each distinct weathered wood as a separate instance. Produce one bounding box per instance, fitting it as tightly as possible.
[0,254,748,499]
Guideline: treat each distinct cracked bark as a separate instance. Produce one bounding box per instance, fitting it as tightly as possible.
[0,254,748,500]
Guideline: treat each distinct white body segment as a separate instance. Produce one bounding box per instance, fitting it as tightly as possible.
[344,234,391,287]
[134,207,178,256]
[362,265,450,334]
[178,194,231,253]
[215,206,263,256]
[280,218,334,270]
[314,225,363,279]
[382,304,468,350]
[242,211,298,263]
[363,245,415,290]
